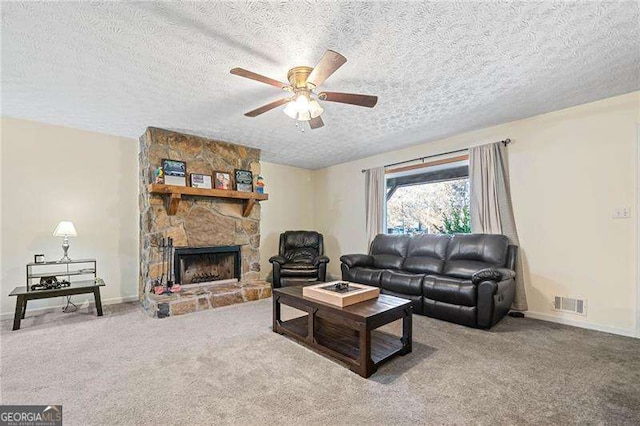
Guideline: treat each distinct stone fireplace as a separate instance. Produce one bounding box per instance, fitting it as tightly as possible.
[138,127,271,317]
[174,245,241,285]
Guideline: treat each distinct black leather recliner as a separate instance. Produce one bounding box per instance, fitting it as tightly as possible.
[340,233,517,329]
[269,231,330,288]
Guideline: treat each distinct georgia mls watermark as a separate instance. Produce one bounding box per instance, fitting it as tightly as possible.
[0,405,62,426]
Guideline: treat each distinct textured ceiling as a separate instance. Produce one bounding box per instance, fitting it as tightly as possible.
[2,1,639,169]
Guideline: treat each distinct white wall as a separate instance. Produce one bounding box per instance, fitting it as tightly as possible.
[0,118,139,316]
[259,162,315,280]
[313,91,640,336]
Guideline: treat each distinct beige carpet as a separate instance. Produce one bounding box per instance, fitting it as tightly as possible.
[1,298,639,425]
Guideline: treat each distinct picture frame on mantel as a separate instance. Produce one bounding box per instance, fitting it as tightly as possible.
[214,171,231,190]
[234,169,253,192]
[162,159,187,187]
[190,173,212,189]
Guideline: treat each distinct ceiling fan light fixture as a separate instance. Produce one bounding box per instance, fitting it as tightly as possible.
[308,100,324,118]
[295,93,309,108]
[283,101,298,119]
[297,110,311,121]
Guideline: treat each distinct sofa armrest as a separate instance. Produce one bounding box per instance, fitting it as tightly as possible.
[313,255,330,266]
[340,254,373,268]
[477,277,515,328]
[269,255,287,265]
[472,267,516,285]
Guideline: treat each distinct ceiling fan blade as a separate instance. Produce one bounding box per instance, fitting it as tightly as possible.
[309,116,324,129]
[318,92,378,108]
[244,98,290,117]
[230,67,289,89]
[306,50,347,88]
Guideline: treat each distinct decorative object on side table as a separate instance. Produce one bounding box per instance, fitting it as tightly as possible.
[53,221,77,261]
[256,175,265,194]
[34,254,45,263]
[234,169,253,192]
[32,276,71,291]
[162,159,186,186]
[214,171,231,190]
[190,173,212,189]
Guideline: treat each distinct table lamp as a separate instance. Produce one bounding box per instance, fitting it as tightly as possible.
[53,221,77,261]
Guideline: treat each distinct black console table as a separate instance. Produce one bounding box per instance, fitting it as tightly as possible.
[9,279,105,330]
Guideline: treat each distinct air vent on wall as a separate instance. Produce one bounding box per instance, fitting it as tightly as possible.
[553,296,586,315]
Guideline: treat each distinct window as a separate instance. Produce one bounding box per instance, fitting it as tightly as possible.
[385,157,470,235]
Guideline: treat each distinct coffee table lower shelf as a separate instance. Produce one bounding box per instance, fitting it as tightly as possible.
[279,316,404,366]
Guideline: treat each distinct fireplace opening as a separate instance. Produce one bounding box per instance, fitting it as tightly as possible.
[174,246,241,285]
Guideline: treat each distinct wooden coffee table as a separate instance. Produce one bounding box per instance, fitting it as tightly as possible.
[272,285,412,378]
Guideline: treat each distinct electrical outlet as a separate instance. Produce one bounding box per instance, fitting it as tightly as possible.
[613,207,631,219]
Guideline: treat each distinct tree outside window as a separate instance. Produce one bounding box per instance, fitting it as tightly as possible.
[386,178,470,235]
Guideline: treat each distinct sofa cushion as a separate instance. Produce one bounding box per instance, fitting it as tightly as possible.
[443,234,509,279]
[380,270,424,296]
[422,275,476,307]
[279,277,320,287]
[281,262,316,270]
[402,234,450,274]
[343,267,383,287]
[423,297,477,327]
[370,234,410,269]
[281,263,319,277]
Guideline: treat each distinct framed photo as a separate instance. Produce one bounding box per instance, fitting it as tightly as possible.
[190,173,212,189]
[214,171,232,190]
[162,159,186,177]
[234,169,253,192]
[162,159,187,186]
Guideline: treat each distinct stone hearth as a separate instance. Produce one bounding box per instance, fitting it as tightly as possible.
[144,281,272,317]
[138,127,270,317]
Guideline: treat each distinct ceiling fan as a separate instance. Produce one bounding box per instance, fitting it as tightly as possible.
[230,50,378,130]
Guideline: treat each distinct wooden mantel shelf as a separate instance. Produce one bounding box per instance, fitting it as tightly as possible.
[148,184,268,217]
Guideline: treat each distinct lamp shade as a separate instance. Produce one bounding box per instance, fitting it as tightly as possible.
[53,221,77,237]
[283,101,298,119]
[308,100,324,118]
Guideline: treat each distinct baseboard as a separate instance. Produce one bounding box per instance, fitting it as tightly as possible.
[0,294,139,321]
[526,311,638,339]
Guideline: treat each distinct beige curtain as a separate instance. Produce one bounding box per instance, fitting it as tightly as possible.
[365,167,385,249]
[470,142,528,311]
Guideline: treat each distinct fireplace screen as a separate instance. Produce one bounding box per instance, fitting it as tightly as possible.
[174,246,241,285]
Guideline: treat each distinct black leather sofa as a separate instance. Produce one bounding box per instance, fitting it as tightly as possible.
[270,231,330,288]
[340,233,517,328]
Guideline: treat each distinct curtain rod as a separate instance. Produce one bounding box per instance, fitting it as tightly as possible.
[360,138,511,173]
